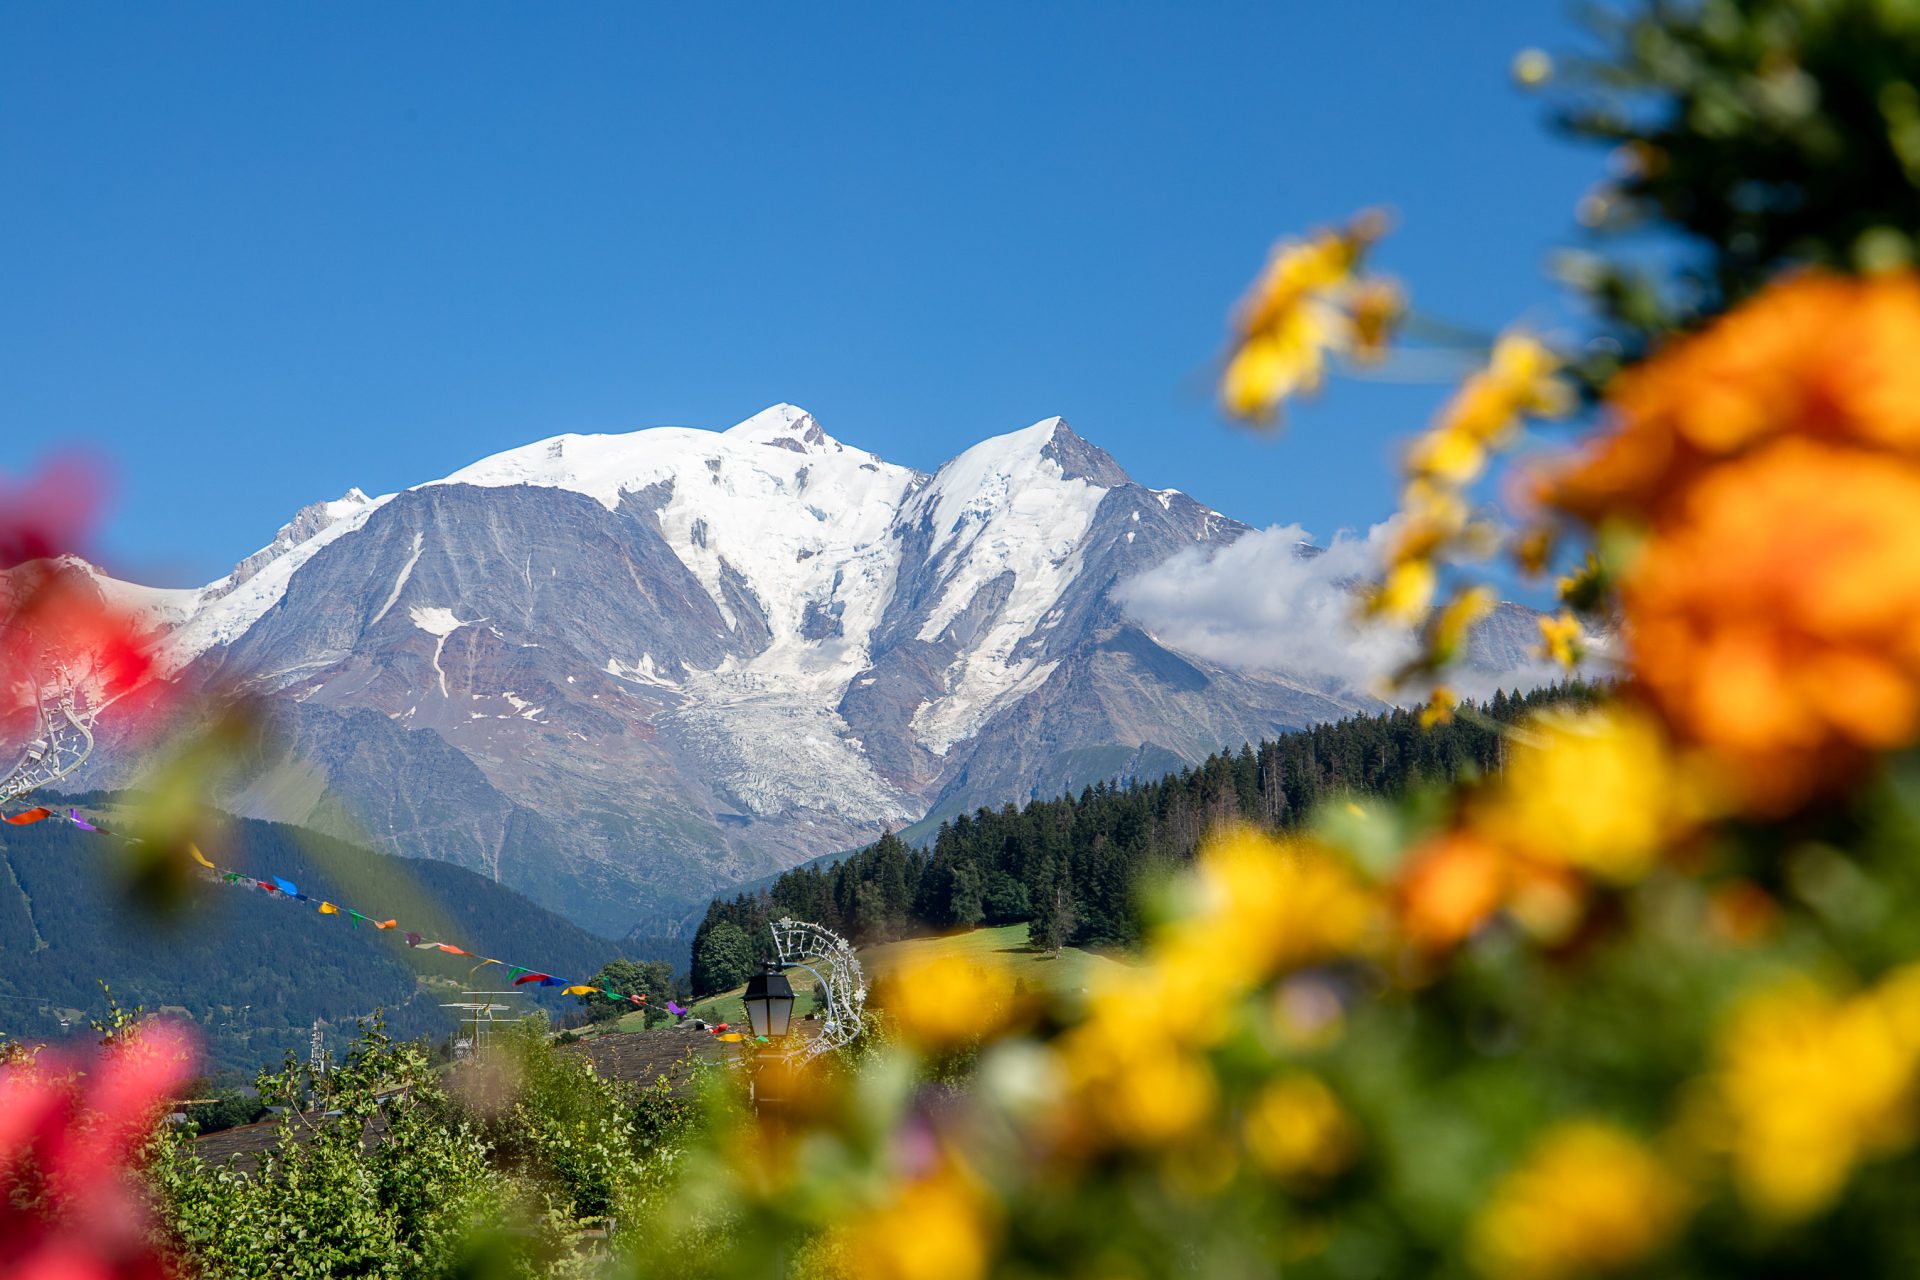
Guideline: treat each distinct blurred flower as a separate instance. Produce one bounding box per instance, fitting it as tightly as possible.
[0,455,108,571]
[847,1156,995,1280]
[0,1019,194,1279]
[1083,1043,1220,1148]
[1704,880,1780,946]
[1476,705,1705,885]
[1419,685,1458,729]
[1221,211,1391,423]
[1511,48,1553,89]
[1536,611,1583,669]
[1375,334,1568,639]
[1,560,157,707]
[1370,557,1438,625]
[1431,586,1495,665]
[1397,829,1508,951]
[1624,438,1920,811]
[1242,1072,1356,1187]
[1472,1122,1687,1280]
[1696,971,1920,1220]
[1550,272,1920,523]
[879,953,1020,1053]
[1348,277,1405,362]
[1174,826,1385,980]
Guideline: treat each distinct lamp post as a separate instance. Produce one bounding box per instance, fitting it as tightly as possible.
[742,963,794,1041]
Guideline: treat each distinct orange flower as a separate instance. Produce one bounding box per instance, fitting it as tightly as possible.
[1548,270,1920,522]
[1625,438,1920,810]
[1397,829,1507,951]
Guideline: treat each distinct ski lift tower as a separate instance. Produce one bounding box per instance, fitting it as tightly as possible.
[441,994,527,1055]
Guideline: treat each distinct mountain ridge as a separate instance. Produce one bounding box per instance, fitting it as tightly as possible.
[64,406,1546,937]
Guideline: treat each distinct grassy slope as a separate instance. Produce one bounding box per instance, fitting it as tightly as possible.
[585,923,1129,1036]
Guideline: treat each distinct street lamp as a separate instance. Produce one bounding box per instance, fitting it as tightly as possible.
[742,963,794,1040]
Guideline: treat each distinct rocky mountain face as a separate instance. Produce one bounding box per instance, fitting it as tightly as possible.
[68,406,1539,938]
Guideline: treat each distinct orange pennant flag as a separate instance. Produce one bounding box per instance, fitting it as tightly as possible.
[436,943,470,956]
[187,843,217,870]
[4,808,54,825]
[373,919,398,929]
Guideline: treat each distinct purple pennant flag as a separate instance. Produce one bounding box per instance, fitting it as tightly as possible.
[67,810,99,832]
[667,1000,688,1019]
[404,932,423,948]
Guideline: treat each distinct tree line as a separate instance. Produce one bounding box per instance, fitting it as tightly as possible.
[690,685,1593,994]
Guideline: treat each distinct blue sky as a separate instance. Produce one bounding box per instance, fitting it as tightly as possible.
[1,3,1603,588]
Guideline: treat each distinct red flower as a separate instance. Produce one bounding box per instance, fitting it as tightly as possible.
[0,1021,196,1279]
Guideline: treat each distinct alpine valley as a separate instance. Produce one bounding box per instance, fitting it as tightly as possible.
[69,406,1543,939]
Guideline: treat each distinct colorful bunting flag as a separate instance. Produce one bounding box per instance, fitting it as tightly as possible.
[59,818,664,1022]
[667,1000,688,1018]
[4,808,53,825]
[717,1033,745,1043]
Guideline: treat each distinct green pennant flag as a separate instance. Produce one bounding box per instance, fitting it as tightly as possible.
[347,910,367,929]
[508,967,528,981]
[603,989,622,1000]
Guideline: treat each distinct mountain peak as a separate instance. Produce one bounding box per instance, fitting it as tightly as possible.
[1039,417,1130,487]
[724,403,833,452]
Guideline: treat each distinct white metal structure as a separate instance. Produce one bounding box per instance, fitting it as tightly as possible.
[767,917,866,1061]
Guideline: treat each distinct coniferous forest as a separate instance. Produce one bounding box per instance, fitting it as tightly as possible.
[689,685,1594,993]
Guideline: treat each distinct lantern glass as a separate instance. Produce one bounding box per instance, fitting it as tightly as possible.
[743,967,795,1039]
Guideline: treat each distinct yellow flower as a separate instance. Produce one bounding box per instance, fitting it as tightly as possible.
[1511,48,1553,88]
[1221,306,1342,420]
[1406,421,1491,486]
[1370,558,1437,625]
[1536,611,1583,669]
[1476,704,1703,884]
[1348,276,1405,362]
[878,952,1019,1052]
[1432,586,1495,664]
[1419,686,1458,728]
[850,1159,995,1280]
[1221,212,1391,422]
[1472,1122,1688,1280]
[1697,972,1920,1220]
[1173,827,1385,981]
[1243,1072,1357,1186]
[1091,1043,1220,1147]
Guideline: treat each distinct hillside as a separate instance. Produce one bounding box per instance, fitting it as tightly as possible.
[589,922,1122,1033]
[0,798,624,1074]
[689,683,1598,985]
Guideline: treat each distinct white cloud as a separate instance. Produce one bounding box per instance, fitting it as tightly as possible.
[1115,523,1565,704]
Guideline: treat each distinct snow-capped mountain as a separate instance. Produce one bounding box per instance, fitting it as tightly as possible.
[74,406,1528,937]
